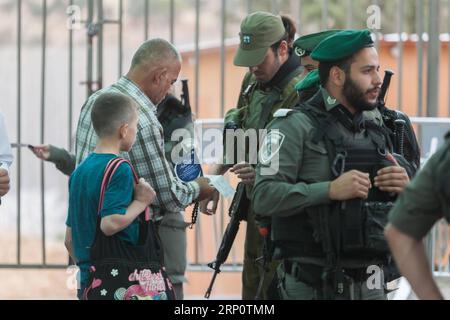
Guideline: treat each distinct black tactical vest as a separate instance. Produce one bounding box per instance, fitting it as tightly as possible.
[272,93,396,264]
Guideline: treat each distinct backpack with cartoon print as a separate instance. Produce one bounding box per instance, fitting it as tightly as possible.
[83,158,176,300]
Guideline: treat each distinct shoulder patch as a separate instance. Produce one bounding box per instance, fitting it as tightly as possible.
[273,109,293,118]
[259,130,286,165]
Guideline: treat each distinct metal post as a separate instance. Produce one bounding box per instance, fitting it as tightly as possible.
[448,0,450,116]
[118,0,123,77]
[17,0,22,266]
[427,0,440,117]
[194,0,201,264]
[220,0,226,118]
[194,0,200,117]
[416,0,424,117]
[144,0,149,40]
[97,0,103,90]
[68,0,73,150]
[297,0,303,36]
[271,0,278,14]
[372,0,380,50]
[170,0,175,43]
[87,0,94,97]
[322,0,329,30]
[397,0,404,111]
[40,0,47,266]
[247,0,252,13]
[347,0,353,29]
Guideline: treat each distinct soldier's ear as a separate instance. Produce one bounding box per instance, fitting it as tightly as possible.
[278,40,289,57]
[329,66,345,87]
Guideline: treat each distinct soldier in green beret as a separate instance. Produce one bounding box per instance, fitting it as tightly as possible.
[252,29,412,300]
[200,11,303,300]
[294,30,341,79]
[293,30,421,173]
[295,69,320,102]
[292,30,339,103]
[385,133,450,300]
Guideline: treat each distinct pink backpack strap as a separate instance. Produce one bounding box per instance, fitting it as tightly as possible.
[98,158,151,221]
[98,158,127,215]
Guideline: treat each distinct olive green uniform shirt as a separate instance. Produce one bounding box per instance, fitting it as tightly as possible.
[252,88,385,218]
[389,138,450,240]
[224,63,303,197]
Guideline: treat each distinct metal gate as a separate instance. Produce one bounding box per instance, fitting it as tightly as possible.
[1,0,449,272]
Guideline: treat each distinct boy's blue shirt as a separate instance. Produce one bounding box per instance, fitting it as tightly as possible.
[66,153,139,285]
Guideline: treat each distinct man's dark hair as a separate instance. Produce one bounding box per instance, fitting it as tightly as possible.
[91,92,137,138]
[318,55,355,86]
[271,15,297,55]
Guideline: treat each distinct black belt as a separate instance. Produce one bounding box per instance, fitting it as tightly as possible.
[283,260,378,283]
[283,260,323,286]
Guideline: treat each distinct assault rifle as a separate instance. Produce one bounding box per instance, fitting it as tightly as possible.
[204,183,250,299]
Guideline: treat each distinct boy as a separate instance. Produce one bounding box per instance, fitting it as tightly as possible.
[65,92,156,299]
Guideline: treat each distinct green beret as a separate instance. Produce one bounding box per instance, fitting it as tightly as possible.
[311,29,374,62]
[293,30,341,58]
[295,69,320,92]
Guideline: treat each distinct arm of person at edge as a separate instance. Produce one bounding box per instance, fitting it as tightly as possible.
[0,169,10,197]
[252,113,373,218]
[0,112,13,197]
[385,144,448,300]
[385,224,443,300]
[31,144,76,176]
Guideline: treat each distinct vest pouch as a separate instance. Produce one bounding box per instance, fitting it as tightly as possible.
[341,200,392,257]
[341,199,365,253]
[363,201,393,255]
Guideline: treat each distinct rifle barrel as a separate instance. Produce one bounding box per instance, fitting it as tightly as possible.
[205,269,220,299]
[379,69,395,105]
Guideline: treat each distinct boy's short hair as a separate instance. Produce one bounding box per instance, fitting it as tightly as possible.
[91,92,137,138]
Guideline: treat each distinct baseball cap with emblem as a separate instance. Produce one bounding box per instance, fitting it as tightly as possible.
[234,11,286,67]
[311,29,375,62]
[293,30,341,58]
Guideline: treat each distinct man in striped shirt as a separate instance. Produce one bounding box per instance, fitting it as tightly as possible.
[74,38,215,299]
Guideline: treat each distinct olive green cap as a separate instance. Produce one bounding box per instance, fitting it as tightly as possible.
[234,11,286,67]
[311,29,374,62]
[293,30,341,58]
[295,69,320,92]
